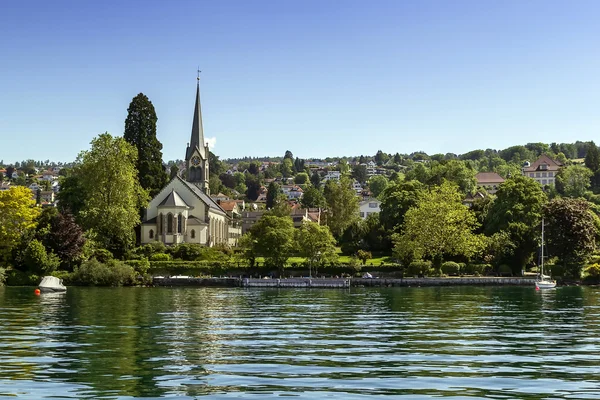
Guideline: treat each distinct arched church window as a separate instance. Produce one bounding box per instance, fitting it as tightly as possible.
[149,229,154,239]
[157,214,163,235]
[191,229,196,239]
[167,213,173,234]
[177,214,182,233]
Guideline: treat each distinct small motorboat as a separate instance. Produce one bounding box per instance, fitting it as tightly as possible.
[38,276,67,293]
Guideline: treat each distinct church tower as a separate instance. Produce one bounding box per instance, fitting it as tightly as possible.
[185,79,210,194]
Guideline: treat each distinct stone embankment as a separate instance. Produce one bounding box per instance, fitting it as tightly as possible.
[153,276,536,288]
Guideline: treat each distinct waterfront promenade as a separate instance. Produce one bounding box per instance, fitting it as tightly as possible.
[153,276,537,288]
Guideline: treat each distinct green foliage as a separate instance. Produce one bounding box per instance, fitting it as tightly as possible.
[294,172,309,185]
[582,263,600,284]
[23,239,60,275]
[379,180,424,233]
[57,173,86,216]
[123,93,168,198]
[323,177,359,238]
[301,186,326,209]
[249,215,296,275]
[485,175,547,272]
[125,258,150,275]
[441,261,461,276]
[150,253,172,261]
[555,165,592,198]
[368,175,389,198]
[0,186,41,259]
[168,243,202,261]
[77,133,149,256]
[72,259,135,286]
[295,222,338,275]
[266,182,279,209]
[356,250,372,264]
[585,141,600,172]
[310,171,321,187]
[352,164,368,183]
[462,263,491,276]
[396,181,484,268]
[498,264,513,276]
[6,270,39,286]
[544,198,597,277]
[0,267,5,286]
[407,260,432,277]
[132,241,168,259]
[93,248,114,264]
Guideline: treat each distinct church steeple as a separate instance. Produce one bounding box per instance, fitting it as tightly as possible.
[186,79,205,160]
[185,75,210,194]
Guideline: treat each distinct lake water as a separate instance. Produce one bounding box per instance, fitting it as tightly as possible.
[1,286,599,399]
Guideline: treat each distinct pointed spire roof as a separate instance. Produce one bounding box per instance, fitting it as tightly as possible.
[187,81,205,159]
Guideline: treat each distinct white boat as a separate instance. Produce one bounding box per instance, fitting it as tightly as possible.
[39,276,67,293]
[536,218,556,289]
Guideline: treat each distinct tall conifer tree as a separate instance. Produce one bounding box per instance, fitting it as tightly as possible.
[124,93,168,198]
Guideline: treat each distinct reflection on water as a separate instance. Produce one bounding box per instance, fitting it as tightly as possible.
[0,286,599,399]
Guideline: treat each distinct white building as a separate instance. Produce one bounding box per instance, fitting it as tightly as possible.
[358,198,381,220]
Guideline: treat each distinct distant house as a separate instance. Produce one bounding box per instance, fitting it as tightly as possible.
[463,192,486,208]
[322,171,341,182]
[522,155,562,186]
[218,200,243,247]
[358,198,381,220]
[475,172,505,194]
[281,185,303,200]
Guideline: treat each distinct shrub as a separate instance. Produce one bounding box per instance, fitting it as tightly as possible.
[169,243,203,261]
[72,259,135,286]
[23,239,60,275]
[0,267,6,286]
[150,253,172,261]
[126,258,150,275]
[583,263,600,284]
[407,260,432,277]
[93,248,114,263]
[6,270,39,286]
[51,270,74,285]
[463,263,491,276]
[356,250,372,264]
[441,261,460,276]
[498,264,512,276]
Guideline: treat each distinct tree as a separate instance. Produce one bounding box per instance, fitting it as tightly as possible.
[485,175,547,273]
[57,172,86,217]
[294,158,305,173]
[284,150,294,160]
[310,171,321,188]
[5,166,14,180]
[249,215,295,276]
[429,160,477,194]
[352,164,368,183]
[123,93,168,198]
[395,182,483,273]
[0,186,41,260]
[245,175,261,201]
[585,141,600,172]
[209,151,225,176]
[301,186,326,209]
[22,239,60,275]
[46,211,86,271]
[280,158,294,178]
[368,175,389,198]
[294,172,309,185]
[295,222,338,276]
[374,150,389,166]
[170,164,179,180]
[379,180,424,233]
[266,182,279,209]
[544,198,597,277]
[555,165,593,198]
[77,133,148,256]
[323,177,359,238]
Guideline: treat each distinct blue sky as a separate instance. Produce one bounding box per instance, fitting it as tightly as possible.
[2,0,600,164]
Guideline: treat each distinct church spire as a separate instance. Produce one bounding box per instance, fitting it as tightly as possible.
[187,73,205,160]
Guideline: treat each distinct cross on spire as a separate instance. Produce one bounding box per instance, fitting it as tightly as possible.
[197,67,201,81]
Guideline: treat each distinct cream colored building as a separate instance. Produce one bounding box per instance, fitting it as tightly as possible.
[140,81,230,246]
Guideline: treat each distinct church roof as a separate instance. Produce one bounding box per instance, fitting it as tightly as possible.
[187,215,208,225]
[177,176,228,216]
[186,81,206,160]
[158,189,190,208]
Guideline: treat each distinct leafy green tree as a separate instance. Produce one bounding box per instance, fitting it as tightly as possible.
[301,186,326,209]
[356,249,372,264]
[352,164,368,183]
[57,172,86,217]
[337,159,350,174]
[374,150,389,166]
[209,151,225,176]
[123,93,168,198]
[544,198,597,277]
[245,175,261,201]
[395,182,483,272]
[368,175,389,198]
[379,180,424,233]
[22,239,60,275]
[209,175,223,195]
[485,175,547,273]
[249,215,295,276]
[266,182,279,209]
[0,186,40,261]
[555,165,593,198]
[323,177,359,238]
[429,160,477,194]
[280,158,294,178]
[295,222,338,276]
[294,172,309,185]
[362,212,390,251]
[77,133,148,256]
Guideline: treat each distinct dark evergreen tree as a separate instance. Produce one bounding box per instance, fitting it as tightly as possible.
[124,93,168,197]
[266,182,279,209]
[5,166,14,180]
[170,164,179,180]
[311,171,321,188]
[585,141,600,172]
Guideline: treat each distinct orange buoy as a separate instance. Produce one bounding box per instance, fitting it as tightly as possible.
[34,289,41,295]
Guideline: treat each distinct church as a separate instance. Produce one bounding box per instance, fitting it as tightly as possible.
[140,81,230,246]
